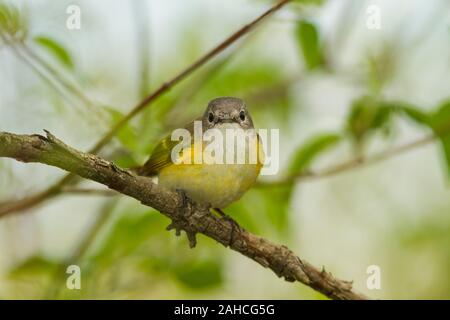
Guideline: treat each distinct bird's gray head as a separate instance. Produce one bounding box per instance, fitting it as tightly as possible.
[202,97,254,130]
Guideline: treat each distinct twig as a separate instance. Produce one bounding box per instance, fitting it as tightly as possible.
[165,40,243,126]
[131,0,152,98]
[62,187,118,196]
[257,134,435,187]
[1,31,108,127]
[18,42,109,124]
[0,0,291,217]
[90,0,291,152]
[19,43,97,111]
[0,32,81,113]
[0,130,368,300]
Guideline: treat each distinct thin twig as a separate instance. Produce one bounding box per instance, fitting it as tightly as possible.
[1,32,108,127]
[165,39,244,126]
[18,42,109,125]
[91,0,291,153]
[0,33,81,113]
[19,42,98,111]
[62,187,118,196]
[257,134,435,187]
[131,0,152,98]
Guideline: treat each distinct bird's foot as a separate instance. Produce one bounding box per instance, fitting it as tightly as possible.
[166,189,197,248]
[214,208,241,247]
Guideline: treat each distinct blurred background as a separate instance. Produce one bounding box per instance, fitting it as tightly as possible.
[0,0,449,299]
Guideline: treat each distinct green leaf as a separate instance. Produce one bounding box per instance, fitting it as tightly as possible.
[378,101,430,126]
[429,100,450,135]
[289,133,342,175]
[34,36,74,69]
[6,255,59,298]
[113,152,140,168]
[228,183,293,236]
[105,107,138,151]
[366,45,396,94]
[347,96,394,143]
[295,20,323,70]
[0,3,27,39]
[91,211,165,267]
[8,256,58,277]
[429,100,450,177]
[397,105,430,126]
[174,260,223,290]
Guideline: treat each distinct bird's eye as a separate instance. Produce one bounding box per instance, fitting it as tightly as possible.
[208,112,214,123]
[239,110,246,121]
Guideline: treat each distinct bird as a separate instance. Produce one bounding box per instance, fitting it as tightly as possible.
[138,97,264,210]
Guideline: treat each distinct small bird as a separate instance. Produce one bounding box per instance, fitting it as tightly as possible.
[139,97,264,209]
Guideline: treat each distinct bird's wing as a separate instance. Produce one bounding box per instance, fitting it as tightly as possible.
[138,119,197,176]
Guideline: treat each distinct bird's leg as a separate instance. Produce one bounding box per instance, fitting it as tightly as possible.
[213,208,241,246]
[176,188,189,215]
[166,189,197,248]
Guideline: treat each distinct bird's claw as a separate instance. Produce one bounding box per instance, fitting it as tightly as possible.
[214,208,241,247]
[166,189,197,248]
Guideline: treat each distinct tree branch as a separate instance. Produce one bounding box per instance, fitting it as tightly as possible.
[0,0,291,217]
[0,130,368,300]
[258,134,435,187]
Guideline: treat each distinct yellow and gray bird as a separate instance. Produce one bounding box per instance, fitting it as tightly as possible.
[139,97,264,209]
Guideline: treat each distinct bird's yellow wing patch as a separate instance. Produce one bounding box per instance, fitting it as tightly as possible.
[138,120,197,176]
[138,136,178,176]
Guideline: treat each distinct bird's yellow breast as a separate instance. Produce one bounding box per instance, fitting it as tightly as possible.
[158,129,264,208]
[159,162,261,208]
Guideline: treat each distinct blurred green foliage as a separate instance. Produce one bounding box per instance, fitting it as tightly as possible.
[1,0,450,300]
[0,2,27,40]
[295,20,324,71]
[366,44,396,94]
[429,100,450,177]
[34,36,74,70]
[346,95,394,145]
[288,133,342,175]
[85,209,225,294]
[106,107,139,157]
[229,185,293,235]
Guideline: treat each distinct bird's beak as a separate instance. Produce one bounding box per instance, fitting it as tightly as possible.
[217,113,239,123]
[219,118,234,123]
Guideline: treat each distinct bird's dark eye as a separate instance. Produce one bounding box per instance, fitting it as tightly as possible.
[208,112,214,123]
[239,110,246,121]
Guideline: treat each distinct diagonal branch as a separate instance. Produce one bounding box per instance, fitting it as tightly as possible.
[258,117,450,187]
[258,134,435,187]
[0,130,368,300]
[0,0,291,217]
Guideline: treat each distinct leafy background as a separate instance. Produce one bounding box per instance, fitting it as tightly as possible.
[0,0,450,299]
